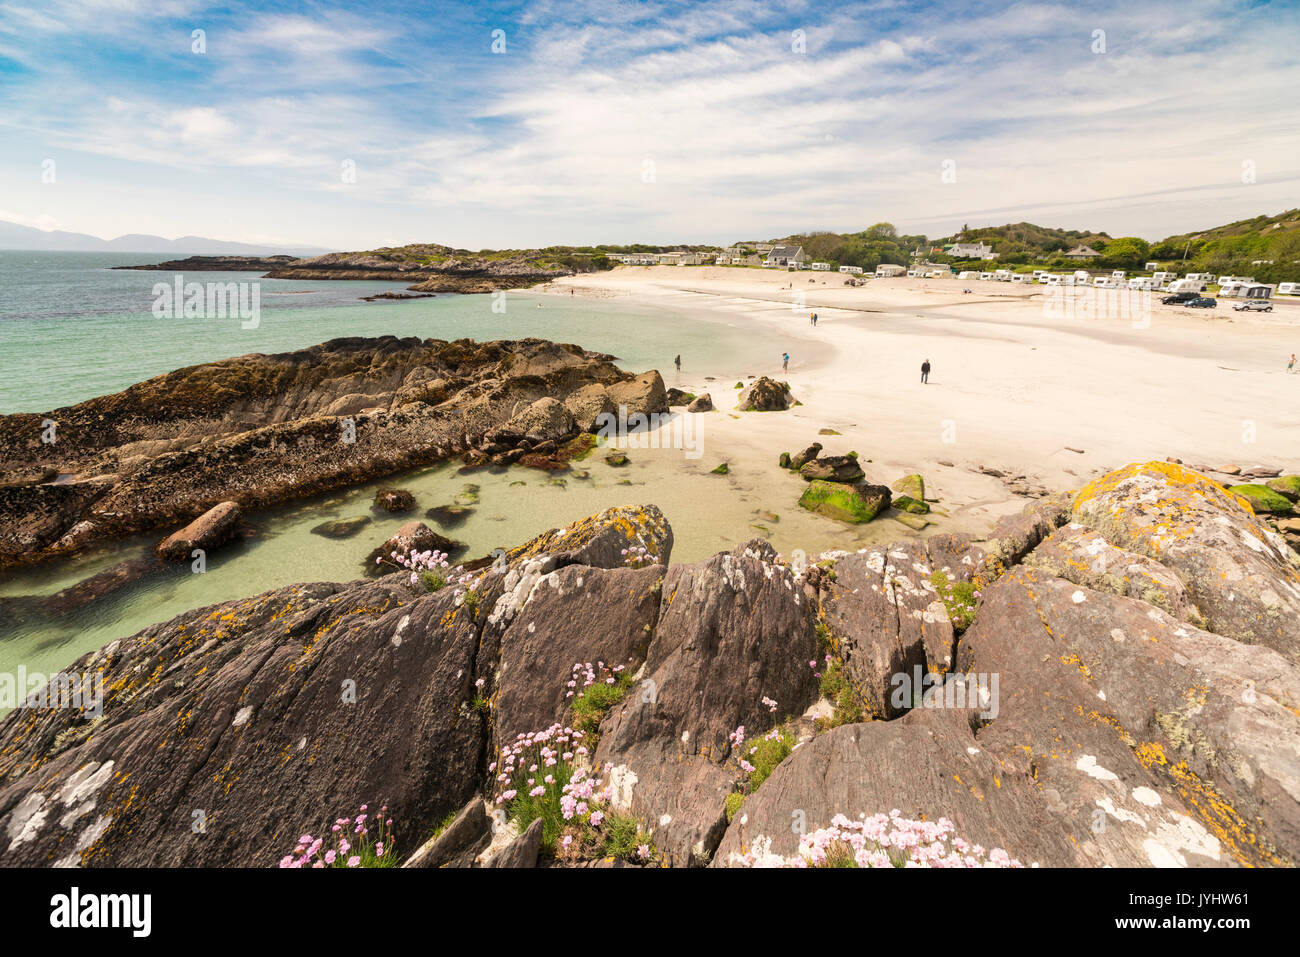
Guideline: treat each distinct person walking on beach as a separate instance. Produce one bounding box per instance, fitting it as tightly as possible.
[921,358,931,384]
[1289,353,1296,374]
[782,352,790,373]
[674,354,681,372]
[812,313,818,327]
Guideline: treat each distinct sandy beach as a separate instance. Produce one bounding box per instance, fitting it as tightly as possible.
[541,265,1300,542]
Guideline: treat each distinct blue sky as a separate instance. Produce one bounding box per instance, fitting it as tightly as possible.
[2,0,1298,249]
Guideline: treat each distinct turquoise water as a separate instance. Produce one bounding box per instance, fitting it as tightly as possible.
[0,252,827,696]
[0,251,786,414]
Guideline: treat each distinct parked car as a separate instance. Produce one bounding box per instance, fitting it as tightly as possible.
[1184,297,1217,309]
[1161,291,1198,304]
[1232,299,1273,312]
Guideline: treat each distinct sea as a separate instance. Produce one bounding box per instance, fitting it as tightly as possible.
[0,251,837,697]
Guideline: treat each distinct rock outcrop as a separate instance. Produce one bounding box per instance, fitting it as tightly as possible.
[1,462,1296,870]
[0,337,664,569]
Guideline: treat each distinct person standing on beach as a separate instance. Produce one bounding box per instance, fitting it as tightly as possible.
[812,313,818,327]
[674,354,681,372]
[921,358,931,383]
[782,353,790,372]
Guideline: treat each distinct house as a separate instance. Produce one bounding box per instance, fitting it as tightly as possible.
[1064,245,1102,260]
[764,245,808,267]
[948,241,994,259]
[875,264,906,277]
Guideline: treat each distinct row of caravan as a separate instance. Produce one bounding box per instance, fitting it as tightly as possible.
[953,268,1290,298]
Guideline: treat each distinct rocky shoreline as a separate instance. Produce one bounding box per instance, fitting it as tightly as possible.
[111,243,611,294]
[0,462,1297,868]
[0,336,665,569]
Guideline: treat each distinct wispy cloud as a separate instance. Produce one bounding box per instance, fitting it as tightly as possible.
[1,0,1297,247]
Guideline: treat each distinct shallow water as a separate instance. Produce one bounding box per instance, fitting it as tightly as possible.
[0,253,843,693]
[0,442,898,692]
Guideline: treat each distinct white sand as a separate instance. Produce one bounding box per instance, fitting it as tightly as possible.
[539,266,1300,544]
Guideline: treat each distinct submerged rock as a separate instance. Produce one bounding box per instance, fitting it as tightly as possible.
[373,488,417,513]
[310,516,373,539]
[157,501,242,560]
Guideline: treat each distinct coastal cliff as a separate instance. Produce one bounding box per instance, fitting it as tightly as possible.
[0,465,1297,868]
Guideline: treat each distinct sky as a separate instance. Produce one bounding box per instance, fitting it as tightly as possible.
[1,0,1298,250]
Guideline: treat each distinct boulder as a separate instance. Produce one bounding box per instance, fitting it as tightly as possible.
[403,798,490,868]
[798,481,890,524]
[955,566,1300,867]
[1229,483,1294,515]
[485,563,664,753]
[686,393,713,413]
[607,371,669,418]
[714,707,1080,867]
[485,817,543,868]
[505,397,577,443]
[157,501,242,560]
[563,384,617,434]
[977,492,1072,577]
[373,487,416,513]
[0,578,488,867]
[364,521,465,575]
[892,474,925,502]
[892,495,929,514]
[819,541,956,718]
[664,388,694,406]
[1266,475,1300,502]
[736,377,794,412]
[1021,522,1204,626]
[1073,461,1300,657]
[789,443,822,470]
[594,541,821,866]
[798,456,865,483]
[310,516,372,539]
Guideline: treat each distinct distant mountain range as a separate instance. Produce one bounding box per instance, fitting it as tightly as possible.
[0,220,331,256]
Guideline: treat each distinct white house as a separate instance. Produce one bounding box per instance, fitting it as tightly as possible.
[764,245,808,267]
[949,241,994,258]
[1065,245,1102,260]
